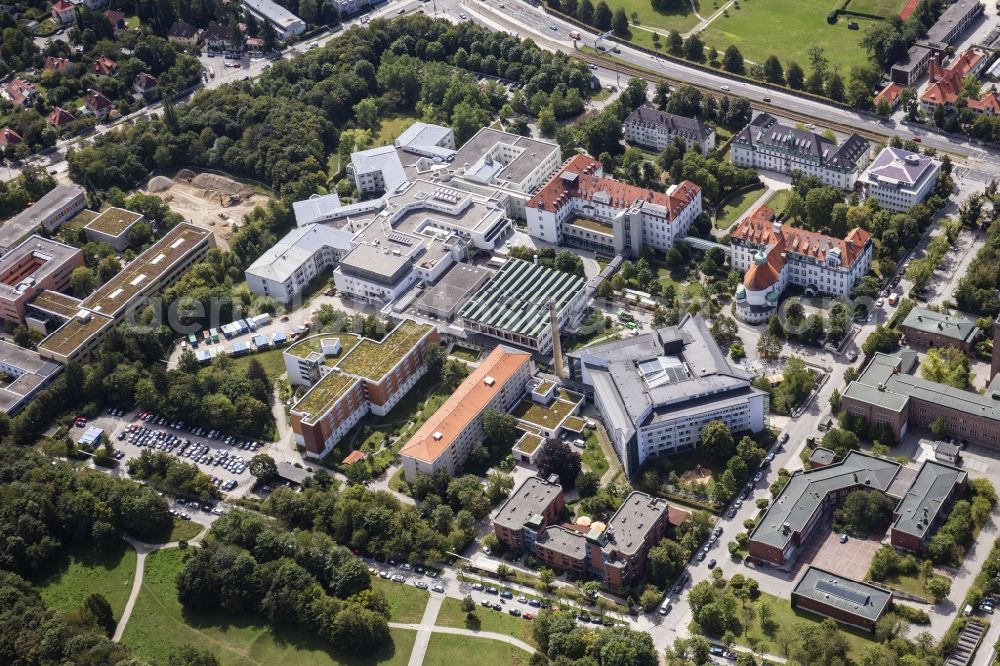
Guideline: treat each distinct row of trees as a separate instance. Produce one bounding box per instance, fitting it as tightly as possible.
[532,608,659,665]
[955,204,1000,316]
[127,450,222,501]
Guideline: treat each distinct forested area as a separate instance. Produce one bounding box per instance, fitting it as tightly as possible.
[532,608,659,665]
[955,198,1000,316]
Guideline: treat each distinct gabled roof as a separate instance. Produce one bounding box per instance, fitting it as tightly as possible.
[84,89,113,112]
[0,127,22,146]
[51,0,74,12]
[48,106,77,127]
[874,83,903,107]
[734,113,869,170]
[4,79,38,106]
[104,9,126,26]
[625,104,713,142]
[44,56,72,73]
[892,459,966,539]
[167,20,198,38]
[732,205,872,268]
[793,566,892,623]
[90,56,118,76]
[133,72,157,91]
[901,306,978,342]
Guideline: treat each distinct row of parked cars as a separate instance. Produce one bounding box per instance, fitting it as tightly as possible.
[125,424,242,490]
[137,411,264,452]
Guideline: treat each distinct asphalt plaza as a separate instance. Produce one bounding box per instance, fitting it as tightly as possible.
[793,525,881,581]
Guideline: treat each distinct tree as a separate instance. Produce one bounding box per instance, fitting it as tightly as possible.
[787,61,805,89]
[710,314,739,347]
[931,416,948,441]
[921,347,971,389]
[593,0,612,29]
[925,576,951,602]
[70,266,97,297]
[699,420,734,459]
[577,0,594,23]
[640,585,661,611]
[833,489,896,536]
[612,7,629,35]
[537,439,582,488]
[537,107,557,137]
[762,55,784,84]
[829,388,842,412]
[167,647,221,666]
[248,454,277,482]
[440,359,470,391]
[461,594,476,613]
[82,593,116,637]
[668,30,683,55]
[483,410,518,449]
[539,567,556,592]
[576,470,600,497]
[860,23,907,69]
[722,46,744,74]
[821,428,859,458]
[756,332,783,360]
[861,325,901,357]
[684,34,704,62]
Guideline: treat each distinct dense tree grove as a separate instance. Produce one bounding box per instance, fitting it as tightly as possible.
[177,510,389,654]
[0,446,171,576]
[955,206,1000,316]
[533,609,659,665]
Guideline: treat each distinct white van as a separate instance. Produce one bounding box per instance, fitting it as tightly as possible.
[659,601,672,616]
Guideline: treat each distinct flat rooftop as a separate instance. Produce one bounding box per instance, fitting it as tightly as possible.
[536,525,587,560]
[453,128,559,188]
[335,320,432,381]
[493,475,563,531]
[750,451,901,551]
[459,258,586,339]
[85,207,142,236]
[793,566,892,623]
[415,263,493,317]
[83,223,211,317]
[511,390,582,431]
[601,491,669,557]
[892,459,966,539]
[37,311,114,359]
[285,333,360,364]
[0,185,83,249]
[30,289,83,318]
[292,372,360,424]
[0,236,82,302]
[0,338,61,376]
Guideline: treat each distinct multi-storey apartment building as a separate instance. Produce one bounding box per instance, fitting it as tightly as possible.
[623,104,716,155]
[493,475,567,552]
[731,113,871,189]
[568,314,769,477]
[525,154,702,257]
[858,147,941,213]
[289,321,437,457]
[398,345,532,481]
[900,306,979,354]
[730,205,873,323]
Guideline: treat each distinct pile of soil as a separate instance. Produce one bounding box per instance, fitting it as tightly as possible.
[177,168,196,180]
[191,173,254,197]
[147,176,174,193]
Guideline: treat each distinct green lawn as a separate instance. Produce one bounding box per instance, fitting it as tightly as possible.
[699,0,875,73]
[582,430,610,477]
[229,348,287,381]
[35,541,137,622]
[715,185,766,229]
[122,548,415,666]
[765,189,793,216]
[449,346,480,363]
[423,633,531,666]
[388,467,408,493]
[726,591,878,660]
[375,115,418,146]
[604,0,702,35]
[846,0,908,17]
[373,578,429,623]
[436,597,538,647]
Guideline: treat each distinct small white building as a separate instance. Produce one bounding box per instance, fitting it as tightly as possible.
[240,0,305,40]
[857,147,941,213]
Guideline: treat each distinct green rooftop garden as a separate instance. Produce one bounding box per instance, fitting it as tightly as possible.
[337,320,430,381]
[563,416,586,433]
[511,397,577,431]
[286,333,360,363]
[533,380,556,395]
[567,217,614,235]
[514,432,544,455]
[292,372,359,422]
[87,207,141,235]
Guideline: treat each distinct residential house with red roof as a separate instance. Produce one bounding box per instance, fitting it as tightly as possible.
[90,56,118,77]
[0,128,22,147]
[44,56,75,75]
[731,205,873,322]
[104,9,126,29]
[525,153,702,257]
[2,79,39,108]
[920,48,989,112]
[51,0,76,24]
[874,83,904,111]
[48,106,77,129]
[83,89,115,119]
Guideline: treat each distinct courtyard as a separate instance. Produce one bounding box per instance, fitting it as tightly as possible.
[792,523,883,582]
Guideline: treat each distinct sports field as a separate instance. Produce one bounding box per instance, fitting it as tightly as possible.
[699,0,876,73]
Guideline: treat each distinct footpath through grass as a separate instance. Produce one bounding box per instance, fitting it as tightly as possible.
[435,597,538,647]
[122,548,416,666]
[423,633,531,666]
[35,541,137,621]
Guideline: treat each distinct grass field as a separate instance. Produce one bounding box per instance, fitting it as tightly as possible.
[846,0,908,17]
[715,185,766,229]
[765,188,793,216]
[373,578,429,623]
[423,633,531,666]
[122,548,416,666]
[229,348,287,381]
[375,115,418,146]
[436,597,538,647]
[35,541,137,621]
[607,0,702,35]
[449,346,480,363]
[699,0,875,73]
[582,430,610,478]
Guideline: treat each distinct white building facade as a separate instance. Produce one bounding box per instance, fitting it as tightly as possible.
[858,147,942,213]
[624,105,716,155]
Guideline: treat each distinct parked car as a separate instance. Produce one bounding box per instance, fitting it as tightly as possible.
[707,559,717,569]
[840,533,849,543]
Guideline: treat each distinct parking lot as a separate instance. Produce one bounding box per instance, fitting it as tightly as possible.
[793,525,881,581]
[88,409,262,499]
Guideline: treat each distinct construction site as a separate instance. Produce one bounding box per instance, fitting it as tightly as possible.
[144,170,272,250]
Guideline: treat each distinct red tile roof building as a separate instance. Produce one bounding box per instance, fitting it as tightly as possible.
[133,72,158,96]
[2,79,39,108]
[104,9,126,28]
[83,89,114,118]
[525,154,702,257]
[732,205,873,323]
[44,56,74,74]
[0,128,22,147]
[874,83,904,110]
[90,56,118,77]
[48,106,78,129]
[921,49,990,112]
[51,0,76,24]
